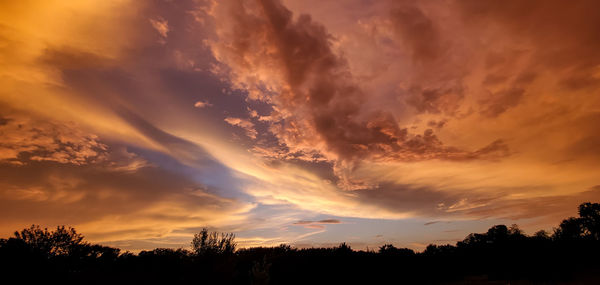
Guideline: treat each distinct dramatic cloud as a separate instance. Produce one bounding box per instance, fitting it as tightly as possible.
[0,0,599,251]
[209,0,509,190]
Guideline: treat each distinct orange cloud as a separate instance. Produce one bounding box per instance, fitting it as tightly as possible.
[224,117,258,139]
[194,100,213,108]
[0,110,107,165]
[1,0,600,251]
[209,0,510,190]
[207,0,600,227]
[149,17,169,38]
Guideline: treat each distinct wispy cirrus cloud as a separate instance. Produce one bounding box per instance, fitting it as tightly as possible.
[293,219,341,229]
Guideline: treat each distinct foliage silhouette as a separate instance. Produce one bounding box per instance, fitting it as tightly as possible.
[378,243,415,256]
[2,202,600,284]
[191,228,236,255]
[578,202,600,240]
[12,225,86,256]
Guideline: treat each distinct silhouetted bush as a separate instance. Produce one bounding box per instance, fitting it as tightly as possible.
[378,244,415,256]
[191,228,236,256]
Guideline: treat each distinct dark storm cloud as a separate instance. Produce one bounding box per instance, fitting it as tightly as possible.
[212,0,508,166]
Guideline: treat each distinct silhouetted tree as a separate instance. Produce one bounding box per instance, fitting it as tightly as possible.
[554,217,584,241]
[191,228,236,255]
[508,224,525,237]
[378,243,397,254]
[552,202,600,241]
[10,225,87,257]
[579,202,600,240]
[486,224,509,243]
[423,244,456,256]
[533,229,551,240]
[378,244,415,256]
[334,242,352,255]
[459,232,485,246]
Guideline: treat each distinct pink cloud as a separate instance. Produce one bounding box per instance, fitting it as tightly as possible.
[224,117,258,139]
[194,100,213,108]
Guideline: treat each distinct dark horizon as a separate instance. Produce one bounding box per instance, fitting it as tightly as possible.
[2,202,600,284]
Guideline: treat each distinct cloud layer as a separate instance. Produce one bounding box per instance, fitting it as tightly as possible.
[0,0,599,250]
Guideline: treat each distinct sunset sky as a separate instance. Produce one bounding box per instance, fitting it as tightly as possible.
[1,0,599,252]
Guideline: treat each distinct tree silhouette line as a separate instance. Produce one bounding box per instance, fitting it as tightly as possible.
[2,202,600,284]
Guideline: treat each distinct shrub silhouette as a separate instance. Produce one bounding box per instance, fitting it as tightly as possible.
[378,244,415,256]
[190,228,236,255]
[334,242,352,255]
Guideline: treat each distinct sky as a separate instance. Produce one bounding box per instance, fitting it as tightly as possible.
[0,0,599,252]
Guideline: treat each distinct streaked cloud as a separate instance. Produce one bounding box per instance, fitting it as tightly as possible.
[0,0,599,251]
[293,219,342,229]
[224,117,258,139]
